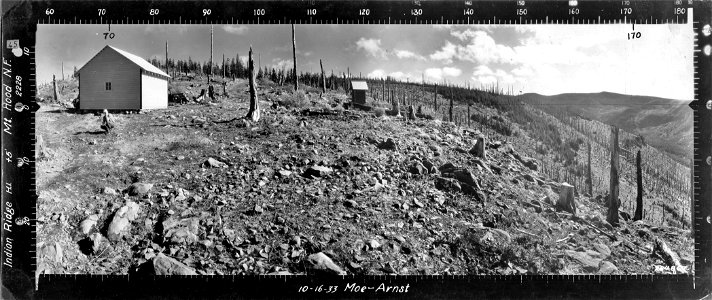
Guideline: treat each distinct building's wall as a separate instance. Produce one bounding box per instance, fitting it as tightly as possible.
[140,73,168,109]
[353,90,366,104]
[78,49,141,110]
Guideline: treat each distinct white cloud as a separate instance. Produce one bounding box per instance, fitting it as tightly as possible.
[223,25,248,35]
[429,41,458,63]
[356,38,387,58]
[443,67,462,77]
[367,69,387,79]
[471,66,521,89]
[424,67,462,82]
[271,59,292,70]
[394,49,425,60]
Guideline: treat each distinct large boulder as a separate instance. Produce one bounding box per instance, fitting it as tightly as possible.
[306,252,346,275]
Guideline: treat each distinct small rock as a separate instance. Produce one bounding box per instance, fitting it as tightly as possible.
[102,187,118,195]
[369,239,381,250]
[176,155,186,160]
[278,170,292,177]
[40,242,63,263]
[408,161,427,175]
[598,261,618,274]
[107,215,130,242]
[344,200,358,208]
[254,205,264,214]
[434,177,461,193]
[203,157,227,168]
[413,199,424,208]
[127,183,154,196]
[303,165,333,178]
[150,254,198,275]
[377,138,397,150]
[79,214,100,235]
[306,252,346,275]
[565,250,601,271]
[89,232,107,254]
[593,243,612,258]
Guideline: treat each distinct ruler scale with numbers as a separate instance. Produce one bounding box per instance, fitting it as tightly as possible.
[2,0,712,298]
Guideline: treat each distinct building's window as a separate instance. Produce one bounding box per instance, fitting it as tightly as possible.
[105,82,112,90]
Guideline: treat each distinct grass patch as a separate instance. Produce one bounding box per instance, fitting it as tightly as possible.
[166,137,212,152]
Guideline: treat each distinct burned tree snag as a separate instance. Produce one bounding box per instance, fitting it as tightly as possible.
[209,25,213,84]
[292,24,298,91]
[587,142,593,196]
[52,75,58,101]
[320,59,326,94]
[634,150,644,221]
[608,126,621,226]
[434,83,438,111]
[449,93,454,123]
[245,47,260,122]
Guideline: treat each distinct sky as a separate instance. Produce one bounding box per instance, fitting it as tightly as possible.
[37,23,693,100]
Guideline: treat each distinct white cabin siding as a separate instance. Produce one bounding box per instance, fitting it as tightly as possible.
[78,49,141,110]
[141,72,168,109]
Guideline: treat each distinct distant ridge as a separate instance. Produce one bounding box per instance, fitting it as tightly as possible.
[516,92,693,161]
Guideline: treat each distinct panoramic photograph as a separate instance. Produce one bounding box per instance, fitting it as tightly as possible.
[34,23,694,275]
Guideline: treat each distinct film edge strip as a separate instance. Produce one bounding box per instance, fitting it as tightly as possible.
[0,0,710,298]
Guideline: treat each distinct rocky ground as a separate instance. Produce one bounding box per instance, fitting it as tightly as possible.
[36,79,694,276]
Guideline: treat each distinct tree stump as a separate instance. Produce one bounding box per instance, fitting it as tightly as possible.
[469,136,486,159]
[557,182,576,214]
[408,105,416,120]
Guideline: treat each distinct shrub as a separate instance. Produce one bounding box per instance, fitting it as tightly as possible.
[373,107,386,117]
[279,90,310,109]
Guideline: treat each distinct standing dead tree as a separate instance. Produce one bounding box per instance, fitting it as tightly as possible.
[448,88,454,123]
[245,47,260,122]
[209,25,213,84]
[165,41,169,75]
[608,126,621,226]
[52,75,58,101]
[320,59,326,94]
[587,142,593,196]
[292,24,298,91]
[634,149,644,221]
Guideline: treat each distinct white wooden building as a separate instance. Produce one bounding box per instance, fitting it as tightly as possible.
[77,45,170,110]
